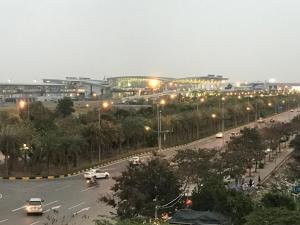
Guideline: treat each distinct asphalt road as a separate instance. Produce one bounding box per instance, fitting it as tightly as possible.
[0,109,299,225]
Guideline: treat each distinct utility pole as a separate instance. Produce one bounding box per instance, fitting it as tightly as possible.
[98,101,101,162]
[157,103,161,150]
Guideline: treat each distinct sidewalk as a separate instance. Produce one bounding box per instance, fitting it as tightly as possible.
[245,147,294,190]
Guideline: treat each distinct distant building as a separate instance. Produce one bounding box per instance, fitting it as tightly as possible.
[0,83,70,102]
[0,75,228,102]
[43,77,111,99]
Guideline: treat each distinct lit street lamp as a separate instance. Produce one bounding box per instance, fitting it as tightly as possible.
[98,101,109,162]
[157,99,166,150]
[221,97,225,134]
[246,106,251,123]
[18,99,30,120]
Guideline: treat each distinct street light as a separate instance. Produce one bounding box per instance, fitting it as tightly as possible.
[246,106,251,123]
[221,97,225,134]
[157,99,166,150]
[18,99,29,120]
[98,101,109,162]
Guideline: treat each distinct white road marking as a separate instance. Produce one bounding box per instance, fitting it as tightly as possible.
[0,193,2,199]
[44,205,61,213]
[68,202,85,210]
[11,205,26,212]
[80,186,96,192]
[44,200,58,206]
[29,221,40,225]
[55,185,71,191]
[52,205,61,210]
[73,207,90,215]
[0,219,8,223]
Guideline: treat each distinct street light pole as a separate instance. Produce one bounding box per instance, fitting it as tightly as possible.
[98,101,101,162]
[221,97,225,133]
[157,103,160,150]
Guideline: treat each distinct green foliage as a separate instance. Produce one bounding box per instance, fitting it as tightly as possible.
[191,176,254,225]
[55,97,75,117]
[102,158,181,218]
[261,192,296,210]
[94,218,167,225]
[225,127,264,176]
[243,208,300,225]
[290,134,300,153]
[175,148,219,182]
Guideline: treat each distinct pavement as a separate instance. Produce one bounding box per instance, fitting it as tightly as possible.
[0,109,299,225]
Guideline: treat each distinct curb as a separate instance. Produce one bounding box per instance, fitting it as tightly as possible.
[0,150,156,181]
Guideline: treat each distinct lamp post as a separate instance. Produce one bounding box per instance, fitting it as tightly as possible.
[18,99,29,120]
[221,97,225,134]
[98,101,109,162]
[157,99,166,150]
[211,113,217,132]
[246,106,251,123]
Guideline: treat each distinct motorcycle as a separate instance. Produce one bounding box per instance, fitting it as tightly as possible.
[86,177,98,186]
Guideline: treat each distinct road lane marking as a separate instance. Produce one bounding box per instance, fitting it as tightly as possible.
[44,200,58,206]
[68,202,85,210]
[80,186,96,192]
[29,221,40,225]
[52,205,61,210]
[55,185,71,191]
[0,219,8,223]
[0,193,2,199]
[73,207,90,215]
[44,205,61,213]
[11,205,26,212]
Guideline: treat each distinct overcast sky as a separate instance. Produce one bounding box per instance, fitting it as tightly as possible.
[0,0,300,83]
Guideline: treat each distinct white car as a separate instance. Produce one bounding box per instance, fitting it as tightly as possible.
[84,169,110,179]
[215,132,223,138]
[26,198,44,215]
[257,118,265,123]
[129,156,142,165]
[290,109,294,112]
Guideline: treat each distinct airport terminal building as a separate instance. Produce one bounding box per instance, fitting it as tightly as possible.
[0,75,228,102]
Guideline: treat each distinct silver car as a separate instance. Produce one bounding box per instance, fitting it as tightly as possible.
[26,198,44,215]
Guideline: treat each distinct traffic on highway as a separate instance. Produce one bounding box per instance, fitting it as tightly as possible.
[0,109,298,225]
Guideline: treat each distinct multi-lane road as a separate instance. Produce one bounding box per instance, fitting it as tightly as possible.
[0,109,299,225]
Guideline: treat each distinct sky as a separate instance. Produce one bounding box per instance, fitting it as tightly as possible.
[0,0,300,83]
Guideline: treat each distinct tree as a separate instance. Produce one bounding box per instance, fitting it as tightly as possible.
[243,208,300,225]
[175,148,219,182]
[0,124,20,175]
[101,157,181,218]
[261,192,296,210]
[290,134,300,156]
[55,97,75,117]
[95,218,168,225]
[226,127,264,176]
[192,175,253,225]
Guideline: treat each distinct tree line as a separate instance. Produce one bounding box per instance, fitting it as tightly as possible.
[0,93,299,176]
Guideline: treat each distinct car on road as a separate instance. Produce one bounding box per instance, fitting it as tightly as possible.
[83,169,110,179]
[290,109,294,112]
[270,118,275,123]
[257,117,265,123]
[129,156,142,165]
[230,131,240,139]
[215,132,223,138]
[26,198,44,215]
